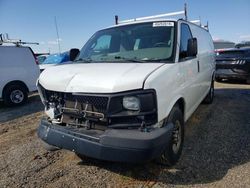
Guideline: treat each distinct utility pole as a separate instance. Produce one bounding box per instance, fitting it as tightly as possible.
[54,16,61,54]
[184,3,188,20]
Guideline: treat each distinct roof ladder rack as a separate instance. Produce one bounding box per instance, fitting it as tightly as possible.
[0,33,39,46]
[204,21,209,30]
[115,3,188,25]
[190,20,201,25]
[190,18,209,31]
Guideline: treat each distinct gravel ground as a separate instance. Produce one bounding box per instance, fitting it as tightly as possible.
[0,81,250,188]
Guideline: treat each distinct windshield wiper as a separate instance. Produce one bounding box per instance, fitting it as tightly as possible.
[74,58,92,63]
[144,58,170,62]
[114,56,145,63]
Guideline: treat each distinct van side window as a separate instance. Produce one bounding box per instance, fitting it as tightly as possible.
[179,23,193,59]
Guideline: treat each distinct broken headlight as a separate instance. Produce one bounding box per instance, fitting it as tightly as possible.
[123,96,140,111]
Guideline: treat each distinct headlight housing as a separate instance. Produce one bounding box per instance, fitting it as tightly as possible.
[107,89,158,127]
[123,96,140,111]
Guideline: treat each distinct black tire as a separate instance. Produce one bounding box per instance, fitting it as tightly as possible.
[156,105,184,166]
[3,84,28,106]
[203,79,214,104]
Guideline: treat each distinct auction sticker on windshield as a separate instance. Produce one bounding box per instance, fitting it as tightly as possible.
[153,22,174,27]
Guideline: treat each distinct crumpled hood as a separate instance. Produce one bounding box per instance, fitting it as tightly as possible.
[38,63,164,93]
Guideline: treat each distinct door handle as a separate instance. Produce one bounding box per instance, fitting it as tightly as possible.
[197,60,200,72]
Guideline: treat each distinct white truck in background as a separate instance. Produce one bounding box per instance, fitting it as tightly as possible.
[0,36,40,106]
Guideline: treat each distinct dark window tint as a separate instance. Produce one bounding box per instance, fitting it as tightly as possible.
[179,23,192,59]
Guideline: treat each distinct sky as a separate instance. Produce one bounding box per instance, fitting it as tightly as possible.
[0,0,250,53]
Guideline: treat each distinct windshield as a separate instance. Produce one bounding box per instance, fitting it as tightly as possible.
[76,21,175,63]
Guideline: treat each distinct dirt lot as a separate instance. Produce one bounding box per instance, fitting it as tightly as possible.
[0,82,250,188]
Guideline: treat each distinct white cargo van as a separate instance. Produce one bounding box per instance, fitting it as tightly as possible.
[0,45,40,106]
[37,10,215,165]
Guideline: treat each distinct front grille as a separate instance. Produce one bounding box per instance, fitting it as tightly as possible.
[39,85,157,128]
[65,94,109,113]
[42,87,109,114]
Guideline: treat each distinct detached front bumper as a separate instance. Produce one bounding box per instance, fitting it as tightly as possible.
[38,118,174,163]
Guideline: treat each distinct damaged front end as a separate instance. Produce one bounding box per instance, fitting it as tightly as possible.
[37,83,173,163]
[36,82,174,163]
[37,82,158,131]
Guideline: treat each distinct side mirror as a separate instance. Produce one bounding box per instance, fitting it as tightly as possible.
[69,48,80,61]
[187,38,197,57]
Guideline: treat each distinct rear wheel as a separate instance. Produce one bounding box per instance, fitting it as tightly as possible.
[203,79,214,104]
[3,84,28,106]
[156,106,184,166]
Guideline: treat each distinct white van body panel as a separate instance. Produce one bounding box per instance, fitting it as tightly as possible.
[144,21,215,122]
[39,64,56,71]
[143,64,185,121]
[189,23,215,95]
[0,46,40,98]
[39,63,164,93]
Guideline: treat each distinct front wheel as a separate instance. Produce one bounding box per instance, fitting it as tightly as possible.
[156,106,184,166]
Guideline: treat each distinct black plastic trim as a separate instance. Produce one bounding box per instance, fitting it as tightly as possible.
[38,117,174,163]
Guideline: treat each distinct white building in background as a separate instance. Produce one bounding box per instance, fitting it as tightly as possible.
[213,40,235,50]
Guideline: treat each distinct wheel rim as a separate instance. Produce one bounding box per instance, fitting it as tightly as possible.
[172,120,182,154]
[10,90,24,104]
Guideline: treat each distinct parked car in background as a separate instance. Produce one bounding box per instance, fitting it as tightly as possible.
[215,47,250,83]
[0,45,40,106]
[235,41,250,49]
[39,51,69,72]
[37,13,215,166]
[37,55,48,64]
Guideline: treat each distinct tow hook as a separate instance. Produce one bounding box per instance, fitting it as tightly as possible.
[139,121,149,132]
